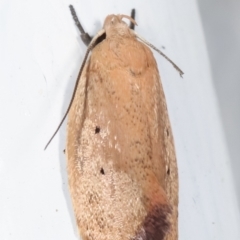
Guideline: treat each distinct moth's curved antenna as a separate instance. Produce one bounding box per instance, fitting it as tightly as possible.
[44,29,105,150]
[132,31,184,77]
[69,5,92,46]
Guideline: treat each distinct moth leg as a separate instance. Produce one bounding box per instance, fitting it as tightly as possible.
[69,5,92,46]
[129,9,136,30]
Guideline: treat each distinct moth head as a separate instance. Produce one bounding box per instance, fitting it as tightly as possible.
[103,14,137,37]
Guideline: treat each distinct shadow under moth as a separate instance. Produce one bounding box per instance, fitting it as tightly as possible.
[47,5,182,240]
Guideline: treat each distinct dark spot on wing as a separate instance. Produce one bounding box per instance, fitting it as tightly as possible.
[100,168,105,175]
[95,126,101,134]
[134,204,171,240]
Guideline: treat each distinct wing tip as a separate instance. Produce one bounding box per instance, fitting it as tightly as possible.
[134,204,172,240]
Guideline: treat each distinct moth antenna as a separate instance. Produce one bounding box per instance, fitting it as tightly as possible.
[69,5,92,46]
[44,29,106,150]
[132,31,184,77]
[129,9,136,30]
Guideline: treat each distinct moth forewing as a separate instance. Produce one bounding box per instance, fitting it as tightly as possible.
[66,10,179,240]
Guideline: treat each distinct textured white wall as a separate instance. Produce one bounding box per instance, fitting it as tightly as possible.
[197,0,240,207]
[0,0,239,239]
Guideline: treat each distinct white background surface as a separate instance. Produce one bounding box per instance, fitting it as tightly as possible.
[1,0,239,239]
[197,0,240,207]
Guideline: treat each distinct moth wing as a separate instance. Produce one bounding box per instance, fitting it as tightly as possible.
[66,37,178,240]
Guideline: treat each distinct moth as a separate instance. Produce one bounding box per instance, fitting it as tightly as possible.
[47,5,182,240]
